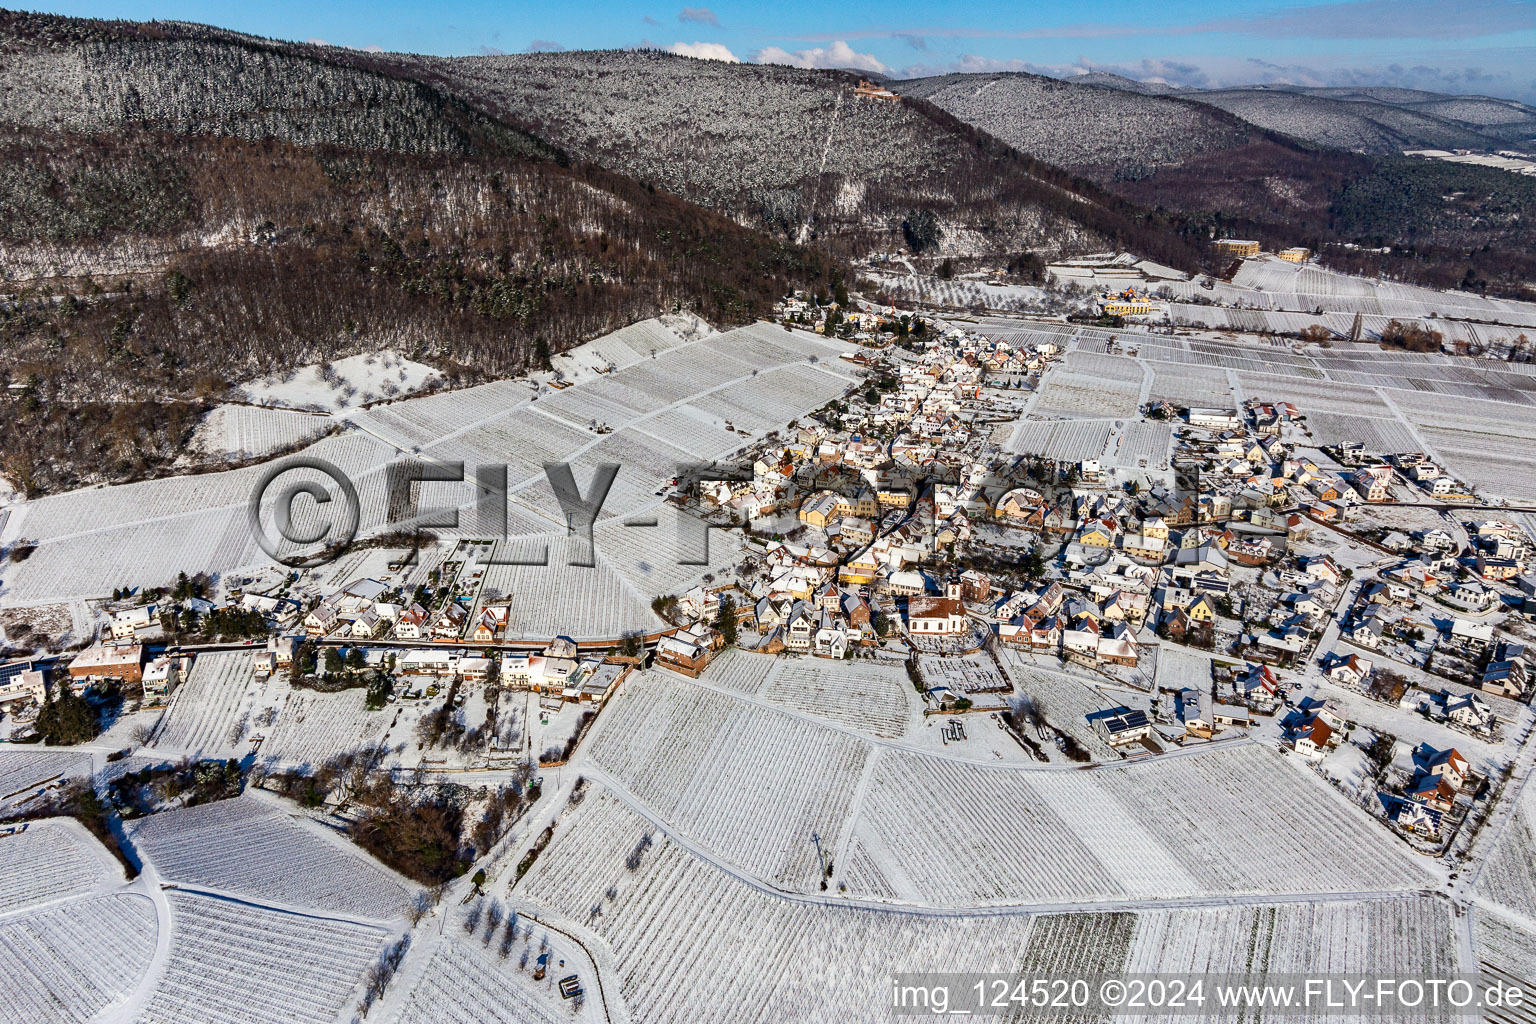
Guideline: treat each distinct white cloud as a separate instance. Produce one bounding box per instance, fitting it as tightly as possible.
[667,41,740,62]
[754,40,890,75]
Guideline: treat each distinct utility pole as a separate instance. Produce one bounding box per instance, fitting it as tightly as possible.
[811,830,827,881]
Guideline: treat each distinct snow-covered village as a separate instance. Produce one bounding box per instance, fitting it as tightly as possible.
[5,7,1536,1021]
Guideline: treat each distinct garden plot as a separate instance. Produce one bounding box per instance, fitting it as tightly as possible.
[390,934,589,1024]
[1475,910,1536,1005]
[1063,351,1145,384]
[844,743,1428,907]
[190,405,333,460]
[1474,775,1536,921]
[0,819,124,912]
[586,673,870,890]
[761,659,916,739]
[1006,419,1114,462]
[591,504,719,599]
[1416,427,1536,499]
[130,797,419,920]
[516,788,1040,1024]
[1112,420,1173,470]
[695,649,779,695]
[999,658,1122,761]
[151,651,272,757]
[140,889,391,1024]
[239,351,439,411]
[0,892,157,1024]
[1032,371,1141,419]
[260,690,394,767]
[478,536,662,641]
[0,748,92,802]
[1152,645,1214,692]
[1303,411,1424,453]
[921,653,1010,696]
[635,407,747,461]
[1125,897,1456,980]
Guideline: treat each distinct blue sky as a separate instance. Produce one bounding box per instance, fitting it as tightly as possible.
[31,0,1536,100]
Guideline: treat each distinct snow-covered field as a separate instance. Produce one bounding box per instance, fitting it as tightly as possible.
[0,892,157,1024]
[0,818,124,911]
[139,889,392,1024]
[129,797,419,920]
[586,672,871,891]
[239,351,440,412]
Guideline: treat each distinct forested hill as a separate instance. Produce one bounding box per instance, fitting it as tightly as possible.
[371,48,1204,267]
[0,11,841,496]
[900,70,1536,300]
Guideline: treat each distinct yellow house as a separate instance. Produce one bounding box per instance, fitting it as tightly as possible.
[1141,516,1169,541]
[798,491,840,528]
[1079,525,1114,548]
[835,493,879,518]
[838,550,880,585]
[1098,287,1156,317]
[1214,238,1261,257]
[1278,247,1310,262]
[1187,594,1216,622]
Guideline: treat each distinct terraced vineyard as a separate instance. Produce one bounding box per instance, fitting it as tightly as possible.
[0,893,157,1024]
[140,890,391,1024]
[129,798,419,920]
[151,652,266,756]
[760,660,915,739]
[586,673,871,890]
[845,743,1429,906]
[261,690,393,767]
[517,789,1039,1024]
[0,820,123,912]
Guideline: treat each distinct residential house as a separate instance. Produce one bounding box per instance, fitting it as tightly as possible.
[1085,706,1154,746]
